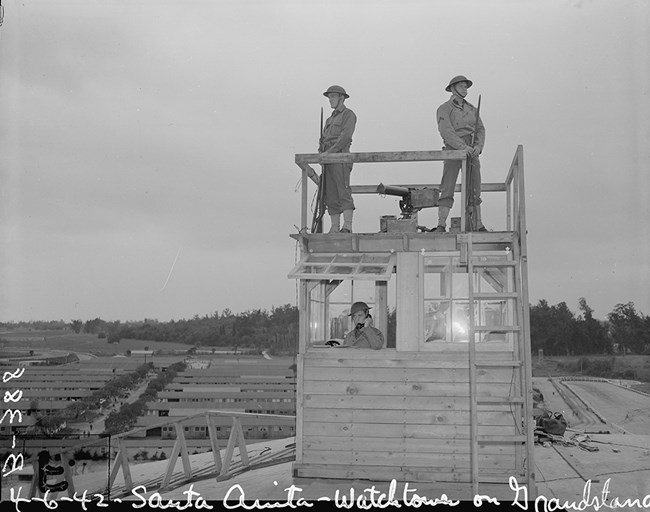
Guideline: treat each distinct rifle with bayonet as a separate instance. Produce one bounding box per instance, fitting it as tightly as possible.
[466,94,481,231]
[311,107,326,233]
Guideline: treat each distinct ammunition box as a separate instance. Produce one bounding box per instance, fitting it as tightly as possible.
[386,218,417,233]
[410,188,439,208]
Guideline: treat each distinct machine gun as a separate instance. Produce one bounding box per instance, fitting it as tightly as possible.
[376,183,439,219]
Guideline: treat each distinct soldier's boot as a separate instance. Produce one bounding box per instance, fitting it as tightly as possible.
[473,205,488,232]
[328,213,341,234]
[341,209,354,233]
[432,206,450,232]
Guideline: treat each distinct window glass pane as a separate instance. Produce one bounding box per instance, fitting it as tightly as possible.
[451,301,470,342]
[424,300,449,342]
[329,303,350,339]
[309,285,324,344]
[451,271,468,299]
[352,281,375,305]
[289,253,394,280]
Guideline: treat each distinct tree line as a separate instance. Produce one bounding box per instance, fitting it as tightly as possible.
[2,299,649,356]
[530,298,650,356]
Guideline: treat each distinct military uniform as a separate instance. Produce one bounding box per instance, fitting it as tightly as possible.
[342,324,384,350]
[434,75,487,232]
[437,96,485,209]
[320,103,356,216]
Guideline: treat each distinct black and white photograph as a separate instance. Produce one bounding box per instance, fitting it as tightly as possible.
[1,0,649,508]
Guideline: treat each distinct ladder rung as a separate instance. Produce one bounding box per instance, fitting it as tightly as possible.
[474,325,520,332]
[477,397,524,404]
[473,292,519,299]
[477,435,527,443]
[474,361,522,367]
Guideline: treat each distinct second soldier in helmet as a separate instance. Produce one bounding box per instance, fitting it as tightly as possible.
[434,75,487,232]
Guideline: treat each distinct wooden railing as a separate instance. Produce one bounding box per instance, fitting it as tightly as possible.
[295,147,525,234]
[20,410,295,500]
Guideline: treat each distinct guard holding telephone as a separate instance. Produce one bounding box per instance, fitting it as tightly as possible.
[327,301,384,350]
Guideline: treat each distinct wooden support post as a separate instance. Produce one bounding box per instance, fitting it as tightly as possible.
[176,422,193,480]
[375,281,388,348]
[467,234,480,495]
[396,252,420,351]
[206,413,223,474]
[460,158,468,231]
[301,166,308,232]
[236,420,249,467]
[160,422,191,489]
[28,453,38,498]
[108,438,133,492]
[59,449,75,498]
[295,354,304,466]
[219,417,246,478]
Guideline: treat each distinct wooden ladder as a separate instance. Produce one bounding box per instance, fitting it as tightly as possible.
[464,233,535,495]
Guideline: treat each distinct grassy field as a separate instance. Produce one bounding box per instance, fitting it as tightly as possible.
[0,329,193,356]
[533,354,650,384]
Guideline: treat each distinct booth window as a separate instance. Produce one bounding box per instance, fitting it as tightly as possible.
[289,253,395,348]
[422,253,516,349]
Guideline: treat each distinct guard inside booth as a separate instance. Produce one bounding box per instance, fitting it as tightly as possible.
[325,301,384,349]
[289,249,515,352]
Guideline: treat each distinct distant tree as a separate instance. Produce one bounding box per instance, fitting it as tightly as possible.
[83,318,106,334]
[608,302,649,354]
[107,332,121,344]
[575,297,611,354]
[70,320,83,334]
[530,300,577,356]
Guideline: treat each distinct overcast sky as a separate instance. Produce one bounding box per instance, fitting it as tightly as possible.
[1,0,648,323]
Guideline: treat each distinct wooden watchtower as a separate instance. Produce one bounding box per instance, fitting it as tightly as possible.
[289,147,535,499]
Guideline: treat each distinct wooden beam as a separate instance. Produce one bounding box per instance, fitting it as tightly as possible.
[160,434,182,490]
[296,150,466,165]
[218,417,246,479]
[175,422,193,480]
[206,413,223,474]
[396,252,420,351]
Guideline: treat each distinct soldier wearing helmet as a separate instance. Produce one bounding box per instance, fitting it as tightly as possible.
[339,301,384,349]
[433,75,487,232]
[319,85,357,233]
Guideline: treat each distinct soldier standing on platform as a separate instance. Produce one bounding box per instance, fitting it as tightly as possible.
[319,85,357,233]
[433,75,487,232]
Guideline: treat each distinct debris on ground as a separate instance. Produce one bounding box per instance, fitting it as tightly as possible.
[533,410,601,453]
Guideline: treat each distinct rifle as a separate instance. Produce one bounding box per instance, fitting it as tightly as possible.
[311,107,326,233]
[466,94,481,231]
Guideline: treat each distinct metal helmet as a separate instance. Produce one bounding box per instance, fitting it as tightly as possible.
[323,85,350,98]
[349,301,371,316]
[445,75,473,92]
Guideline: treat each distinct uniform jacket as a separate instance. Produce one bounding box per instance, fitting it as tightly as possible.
[436,97,485,152]
[342,325,384,350]
[319,105,357,153]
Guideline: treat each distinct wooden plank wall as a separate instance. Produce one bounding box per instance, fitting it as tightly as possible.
[295,350,524,483]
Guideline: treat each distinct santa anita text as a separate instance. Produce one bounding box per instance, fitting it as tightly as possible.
[8,478,650,511]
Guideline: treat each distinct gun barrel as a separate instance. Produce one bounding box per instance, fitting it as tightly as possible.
[377,183,410,197]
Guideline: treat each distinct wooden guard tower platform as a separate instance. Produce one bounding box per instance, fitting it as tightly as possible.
[289,147,535,498]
